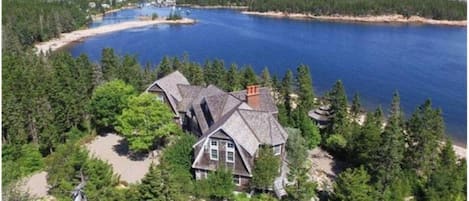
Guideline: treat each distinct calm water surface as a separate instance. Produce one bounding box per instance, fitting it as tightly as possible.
[68,7,467,144]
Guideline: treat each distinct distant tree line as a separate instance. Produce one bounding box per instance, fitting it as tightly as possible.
[2,0,91,52]
[248,0,466,20]
[177,0,247,6]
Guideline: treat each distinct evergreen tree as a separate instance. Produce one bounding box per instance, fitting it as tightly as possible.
[188,63,205,85]
[331,166,375,201]
[351,92,361,119]
[204,167,235,200]
[296,64,315,110]
[226,63,243,91]
[286,167,317,201]
[261,67,273,89]
[375,91,405,190]
[157,56,173,79]
[424,140,466,201]
[297,107,321,149]
[404,100,445,177]
[101,48,120,81]
[330,80,349,137]
[252,146,280,191]
[285,128,308,176]
[349,112,381,167]
[281,70,294,126]
[120,54,143,90]
[242,65,258,87]
[139,163,185,201]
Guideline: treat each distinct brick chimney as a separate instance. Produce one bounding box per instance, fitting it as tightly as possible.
[246,85,260,109]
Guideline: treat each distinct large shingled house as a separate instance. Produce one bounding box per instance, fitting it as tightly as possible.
[145,71,288,194]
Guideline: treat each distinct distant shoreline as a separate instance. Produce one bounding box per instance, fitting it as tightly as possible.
[242,11,467,27]
[91,6,137,21]
[35,18,196,54]
[178,4,248,9]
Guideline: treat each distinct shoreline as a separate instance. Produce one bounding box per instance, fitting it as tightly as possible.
[242,11,467,27]
[91,6,137,21]
[35,18,196,54]
[452,144,466,159]
[178,4,248,10]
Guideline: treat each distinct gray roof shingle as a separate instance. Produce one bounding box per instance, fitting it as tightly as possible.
[230,87,278,114]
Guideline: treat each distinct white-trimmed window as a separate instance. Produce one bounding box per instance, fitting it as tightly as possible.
[210,140,218,160]
[226,142,235,163]
[273,145,281,156]
[233,175,241,186]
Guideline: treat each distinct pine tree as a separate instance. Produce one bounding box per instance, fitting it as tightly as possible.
[332,166,375,201]
[206,167,236,200]
[252,146,280,190]
[296,64,315,111]
[157,56,173,79]
[330,80,349,137]
[120,54,143,90]
[404,100,445,177]
[351,92,361,119]
[261,67,273,89]
[375,91,405,190]
[189,63,205,85]
[139,163,184,201]
[101,48,120,81]
[424,140,466,201]
[349,112,381,167]
[242,65,258,87]
[226,63,242,91]
[281,70,294,125]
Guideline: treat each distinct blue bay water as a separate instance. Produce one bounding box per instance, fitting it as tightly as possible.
[67,8,467,144]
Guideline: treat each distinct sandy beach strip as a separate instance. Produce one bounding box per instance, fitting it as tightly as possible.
[453,144,466,159]
[35,18,196,54]
[242,11,467,26]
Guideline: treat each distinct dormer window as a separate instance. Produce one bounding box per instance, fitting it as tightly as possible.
[210,140,218,160]
[226,142,234,163]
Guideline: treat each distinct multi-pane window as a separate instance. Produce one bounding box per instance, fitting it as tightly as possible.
[227,151,234,163]
[210,140,218,160]
[211,149,218,160]
[226,142,235,163]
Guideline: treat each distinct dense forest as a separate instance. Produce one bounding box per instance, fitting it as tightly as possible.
[248,0,467,20]
[176,0,467,20]
[3,48,467,200]
[2,0,467,201]
[2,0,138,52]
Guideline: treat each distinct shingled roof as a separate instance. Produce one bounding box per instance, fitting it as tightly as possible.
[145,71,190,115]
[150,71,288,176]
[230,87,278,114]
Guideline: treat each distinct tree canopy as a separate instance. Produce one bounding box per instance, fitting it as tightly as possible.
[116,93,180,153]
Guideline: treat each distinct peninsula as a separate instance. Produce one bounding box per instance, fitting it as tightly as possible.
[242,11,467,26]
[35,18,196,54]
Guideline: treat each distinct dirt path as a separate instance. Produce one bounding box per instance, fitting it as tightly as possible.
[19,171,49,198]
[85,133,159,184]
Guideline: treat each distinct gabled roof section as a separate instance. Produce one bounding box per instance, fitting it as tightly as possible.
[145,71,190,115]
[238,109,288,146]
[230,87,278,114]
[177,84,204,112]
[204,93,242,122]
